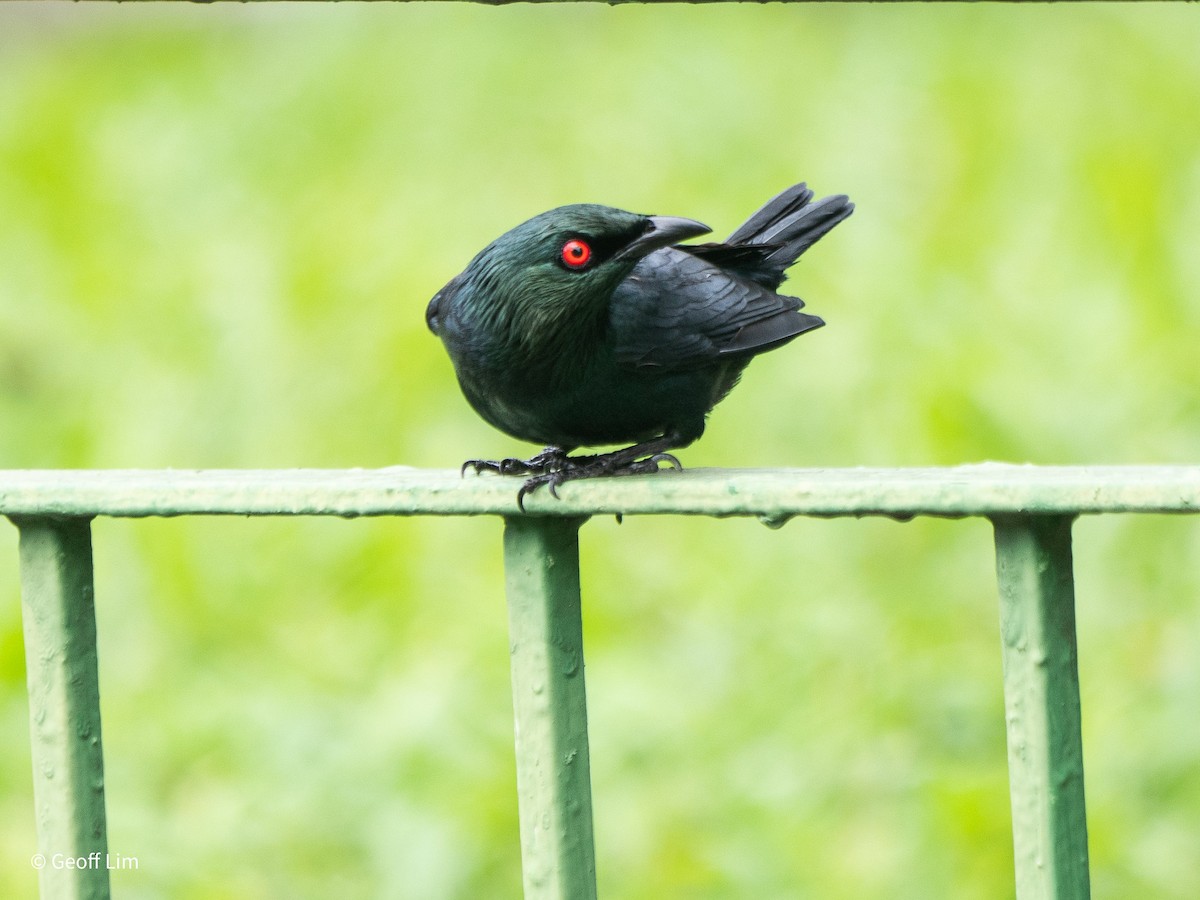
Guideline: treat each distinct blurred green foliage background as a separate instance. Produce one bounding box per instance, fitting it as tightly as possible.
[1,3,1199,898]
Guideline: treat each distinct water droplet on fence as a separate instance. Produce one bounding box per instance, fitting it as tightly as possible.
[757,513,792,530]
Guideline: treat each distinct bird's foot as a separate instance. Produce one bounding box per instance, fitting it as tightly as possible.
[461,446,571,478]
[462,445,683,511]
[514,450,682,511]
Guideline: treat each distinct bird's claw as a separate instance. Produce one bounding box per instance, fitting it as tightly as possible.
[461,447,570,478]
[621,452,681,475]
[515,473,558,512]
[462,458,526,476]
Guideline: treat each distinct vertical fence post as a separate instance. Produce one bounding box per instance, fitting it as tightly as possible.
[502,515,597,900]
[12,516,110,900]
[992,515,1090,900]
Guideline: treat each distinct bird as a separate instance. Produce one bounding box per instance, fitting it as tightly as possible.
[426,182,853,508]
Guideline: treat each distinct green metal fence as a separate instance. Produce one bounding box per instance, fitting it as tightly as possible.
[8,464,1200,900]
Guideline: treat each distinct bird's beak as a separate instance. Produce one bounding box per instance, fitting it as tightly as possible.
[615,215,712,261]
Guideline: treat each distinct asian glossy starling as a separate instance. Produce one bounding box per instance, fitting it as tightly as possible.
[426,182,853,507]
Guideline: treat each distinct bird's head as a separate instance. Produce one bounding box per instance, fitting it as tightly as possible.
[445,204,711,343]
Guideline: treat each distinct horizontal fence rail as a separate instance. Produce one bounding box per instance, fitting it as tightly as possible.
[7,464,1200,900]
[1,464,1198,519]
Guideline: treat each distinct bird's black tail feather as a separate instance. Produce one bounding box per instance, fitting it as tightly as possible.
[683,183,853,289]
[725,182,854,281]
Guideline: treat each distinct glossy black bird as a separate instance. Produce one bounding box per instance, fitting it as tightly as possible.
[426,183,853,506]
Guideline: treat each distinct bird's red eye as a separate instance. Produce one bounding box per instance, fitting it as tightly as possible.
[561,238,592,270]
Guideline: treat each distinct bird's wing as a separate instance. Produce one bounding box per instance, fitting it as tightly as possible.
[611,247,820,371]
